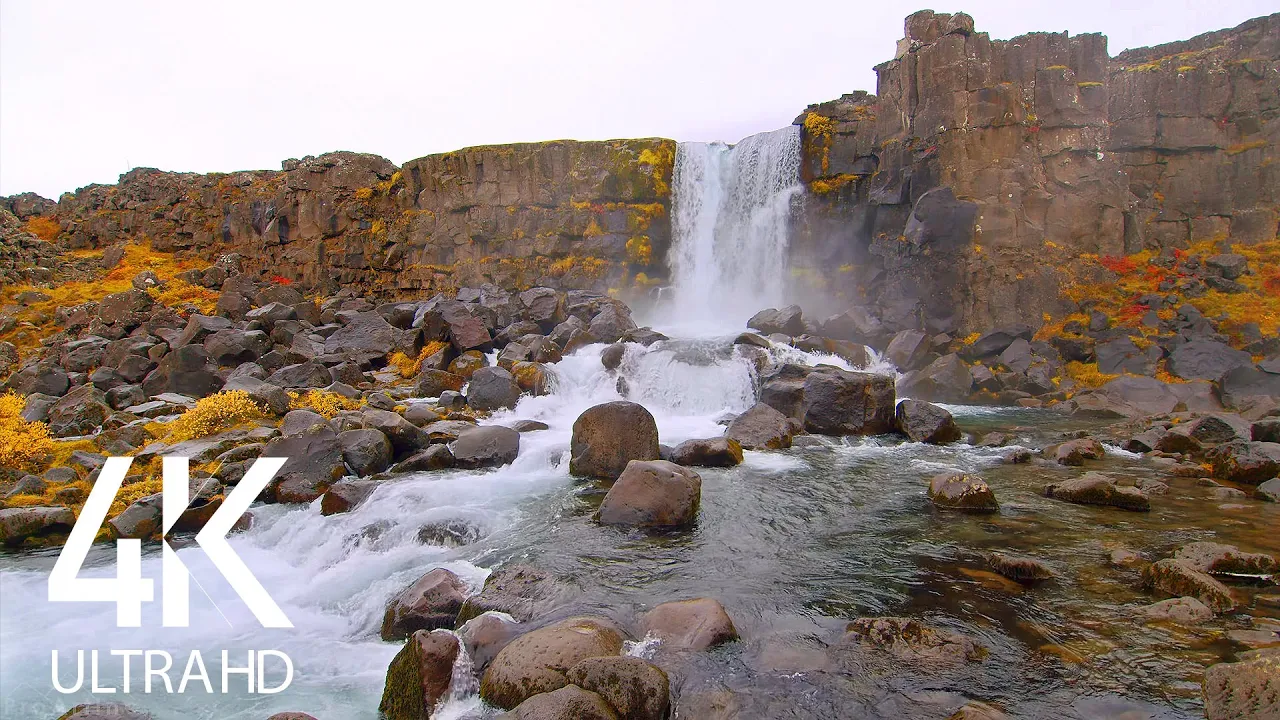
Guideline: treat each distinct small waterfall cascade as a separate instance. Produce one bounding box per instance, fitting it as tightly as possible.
[663,126,803,333]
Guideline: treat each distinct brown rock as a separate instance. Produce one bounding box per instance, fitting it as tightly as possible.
[380,567,469,641]
[570,401,660,479]
[378,629,460,720]
[480,616,625,710]
[639,597,738,651]
[726,402,793,450]
[1142,559,1237,613]
[596,460,701,529]
[1202,652,1280,720]
[1044,473,1150,511]
[505,685,620,720]
[566,656,669,720]
[928,473,999,512]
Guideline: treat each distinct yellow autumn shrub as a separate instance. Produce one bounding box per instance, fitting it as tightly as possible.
[159,390,265,443]
[0,392,53,472]
[388,340,450,379]
[288,389,361,418]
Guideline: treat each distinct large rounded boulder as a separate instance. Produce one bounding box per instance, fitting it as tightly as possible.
[570,401,660,479]
[639,597,738,651]
[380,567,469,640]
[378,629,461,720]
[596,460,701,529]
[480,616,625,710]
[467,366,522,411]
[449,425,520,469]
[726,402,793,450]
[895,399,961,444]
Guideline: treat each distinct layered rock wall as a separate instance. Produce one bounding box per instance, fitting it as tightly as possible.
[18,140,674,300]
[792,10,1278,335]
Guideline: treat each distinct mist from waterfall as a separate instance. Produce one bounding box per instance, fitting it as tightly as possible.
[660,126,802,335]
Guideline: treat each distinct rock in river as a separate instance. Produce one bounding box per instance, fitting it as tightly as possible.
[596,460,702,529]
[1044,473,1150,511]
[570,401,660,479]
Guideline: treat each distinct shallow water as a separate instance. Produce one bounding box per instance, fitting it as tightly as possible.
[1,338,1277,720]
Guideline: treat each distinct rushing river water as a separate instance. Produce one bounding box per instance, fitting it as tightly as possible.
[2,335,1277,719]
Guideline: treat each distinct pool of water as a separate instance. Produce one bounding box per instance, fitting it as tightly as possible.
[2,341,1276,719]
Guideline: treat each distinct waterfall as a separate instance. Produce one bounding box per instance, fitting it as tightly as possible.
[663,126,803,333]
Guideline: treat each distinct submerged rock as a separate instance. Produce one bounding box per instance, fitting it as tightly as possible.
[1173,541,1277,575]
[1142,559,1237,613]
[378,629,460,720]
[1138,596,1214,625]
[1043,473,1150,511]
[1202,651,1280,720]
[480,616,625,710]
[1207,440,1280,485]
[836,617,985,667]
[596,460,701,529]
[640,597,738,651]
[570,401,660,479]
[458,611,522,674]
[57,704,154,720]
[1047,438,1106,466]
[928,473,999,512]
[380,567,469,640]
[986,552,1054,583]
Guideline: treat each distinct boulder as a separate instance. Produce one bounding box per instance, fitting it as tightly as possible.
[566,656,669,720]
[338,429,393,476]
[281,409,328,437]
[885,329,930,370]
[898,354,973,403]
[142,345,224,399]
[1253,418,1280,443]
[0,506,75,546]
[221,376,291,416]
[1048,438,1106,466]
[1202,652,1279,720]
[801,369,896,435]
[639,598,738,651]
[1096,337,1159,375]
[108,494,163,539]
[262,426,347,503]
[415,368,466,398]
[1207,441,1280,485]
[928,473,998,512]
[319,479,378,515]
[1044,473,1149,511]
[457,565,561,624]
[601,343,625,370]
[1259,478,1280,502]
[46,384,110,437]
[175,314,232,347]
[467,366,522,411]
[596,460,701,529]
[960,326,1032,359]
[1168,340,1253,381]
[203,329,271,366]
[56,704,154,720]
[480,616,625,710]
[324,311,405,357]
[504,685,619,720]
[450,425,521,469]
[458,611,522,674]
[360,409,432,457]
[1142,559,1237,613]
[267,361,333,389]
[380,567,469,641]
[895,399,960,444]
[570,401,660,479]
[726,402,793,450]
[391,445,455,473]
[1218,365,1280,408]
[519,287,567,330]
[668,438,743,467]
[748,306,805,336]
[378,629,461,720]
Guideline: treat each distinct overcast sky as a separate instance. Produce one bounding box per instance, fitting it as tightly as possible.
[1,1,1275,198]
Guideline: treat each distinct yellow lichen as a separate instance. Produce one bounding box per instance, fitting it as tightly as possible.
[150,279,219,316]
[23,216,61,241]
[353,187,374,201]
[810,174,859,195]
[1225,139,1267,155]
[626,235,653,266]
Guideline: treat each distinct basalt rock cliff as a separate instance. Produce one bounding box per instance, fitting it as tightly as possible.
[3,10,1277,336]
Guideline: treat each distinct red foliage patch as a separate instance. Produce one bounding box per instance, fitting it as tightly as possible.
[1099,255,1139,274]
[269,275,293,286]
[1118,302,1150,323]
[1263,271,1280,297]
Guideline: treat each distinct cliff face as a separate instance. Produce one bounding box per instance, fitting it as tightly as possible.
[15,140,674,299]
[793,10,1279,334]
[3,11,1275,335]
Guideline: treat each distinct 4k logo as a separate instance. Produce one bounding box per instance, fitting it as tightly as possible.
[48,456,293,629]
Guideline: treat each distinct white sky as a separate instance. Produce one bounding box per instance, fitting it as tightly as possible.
[1,0,1275,199]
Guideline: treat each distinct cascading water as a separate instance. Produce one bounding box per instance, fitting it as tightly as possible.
[661,126,803,334]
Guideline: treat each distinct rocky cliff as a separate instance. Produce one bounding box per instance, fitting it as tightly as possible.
[5,140,673,299]
[3,10,1276,336]
[792,10,1278,335]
